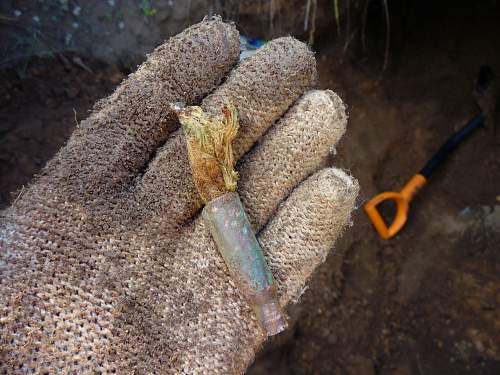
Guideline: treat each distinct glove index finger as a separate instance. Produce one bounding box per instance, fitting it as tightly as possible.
[36,17,240,205]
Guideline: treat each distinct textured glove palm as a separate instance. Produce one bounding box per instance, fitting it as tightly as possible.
[0,17,358,374]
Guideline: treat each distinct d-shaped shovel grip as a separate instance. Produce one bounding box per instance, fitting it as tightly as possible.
[364,66,491,239]
[364,174,427,239]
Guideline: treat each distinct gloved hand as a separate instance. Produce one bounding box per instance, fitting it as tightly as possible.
[0,17,358,374]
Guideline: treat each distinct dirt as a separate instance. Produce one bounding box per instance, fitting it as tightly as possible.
[0,0,334,70]
[249,2,500,374]
[1,1,499,374]
[0,54,124,208]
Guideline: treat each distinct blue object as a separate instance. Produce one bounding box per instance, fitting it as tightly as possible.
[240,35,267,60]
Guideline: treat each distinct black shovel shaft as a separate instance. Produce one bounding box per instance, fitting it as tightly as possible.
[419,113,485,178]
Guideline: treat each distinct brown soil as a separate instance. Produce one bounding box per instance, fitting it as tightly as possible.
[249,2,500,374]
[0,54,124,208]
[1,2,499,374]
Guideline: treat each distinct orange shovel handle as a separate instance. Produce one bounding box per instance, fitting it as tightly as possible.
[364,174,427,239]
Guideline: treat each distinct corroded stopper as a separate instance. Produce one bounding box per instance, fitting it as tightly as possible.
[202,192,286,336]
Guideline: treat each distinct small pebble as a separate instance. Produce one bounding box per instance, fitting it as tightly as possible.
[65,33,72,46]
[459,206,472,217]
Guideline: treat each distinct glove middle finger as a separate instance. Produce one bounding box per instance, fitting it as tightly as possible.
[134,37,316,231]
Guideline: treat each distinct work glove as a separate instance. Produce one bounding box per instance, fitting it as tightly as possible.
[0,17,358,374]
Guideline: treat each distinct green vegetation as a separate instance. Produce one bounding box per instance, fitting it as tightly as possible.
[139,0,157,17]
